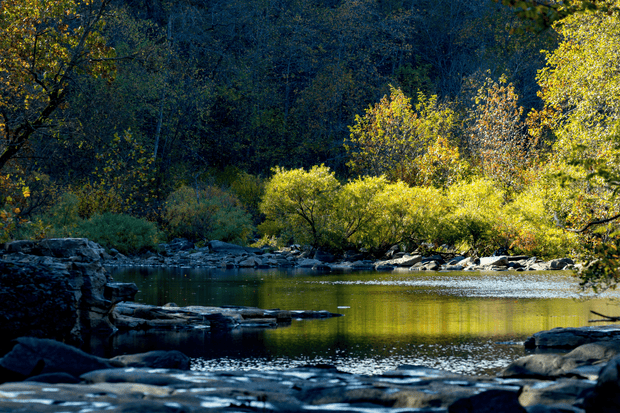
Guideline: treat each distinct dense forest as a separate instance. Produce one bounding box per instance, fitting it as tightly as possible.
[1,0,619,290]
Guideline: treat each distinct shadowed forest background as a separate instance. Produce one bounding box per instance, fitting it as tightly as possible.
[1,0,620,290]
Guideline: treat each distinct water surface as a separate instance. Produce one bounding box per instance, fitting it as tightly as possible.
[108,267,620,376]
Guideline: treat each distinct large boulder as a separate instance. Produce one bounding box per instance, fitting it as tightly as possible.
[0,260,78,345]
[525,326,620,349]
[501,341,620,379]
[0,337,112,382]
[1,239,139,344]
[583,355,620,412]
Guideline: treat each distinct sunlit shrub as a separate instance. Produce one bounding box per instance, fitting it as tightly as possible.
[499,180,579,258]
[163,185,254,244]
[76,212,160,254]
[446,178,504,255]
[260,165,340,248]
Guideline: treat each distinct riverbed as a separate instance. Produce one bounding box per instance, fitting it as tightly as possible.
[108,267,620,376]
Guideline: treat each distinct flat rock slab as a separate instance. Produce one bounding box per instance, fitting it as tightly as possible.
[113,303,342,331]
[525,326,620,349]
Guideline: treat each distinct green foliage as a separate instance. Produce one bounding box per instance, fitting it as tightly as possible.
[447,178,504,254]
[0,173,31,242]
[37,192,82,238]
[208,166,265,222]
[534,8,620,288]
[163,185,254,245]
[76,213,160,255]
[261,166,458,253]
[346,86,463,187]
[260,165,340,248]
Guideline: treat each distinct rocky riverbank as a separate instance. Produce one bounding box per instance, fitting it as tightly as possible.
[105,238,576,273]
[3,329,620,412]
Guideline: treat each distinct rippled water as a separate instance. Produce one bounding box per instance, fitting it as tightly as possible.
[109,267,620,376]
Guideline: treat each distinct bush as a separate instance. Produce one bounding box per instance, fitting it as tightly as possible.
[163,185,254,244]
[260,165,340,248]
[446,178,504,255]
[76,212,160,254]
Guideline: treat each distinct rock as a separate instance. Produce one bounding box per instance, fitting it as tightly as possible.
[23,372,81,384]
[0,337,112,381]
[479,256,509,267]
[238,256,262,267]
[104,282,139,304]
[500,354,565,379]
[314,249,336,263]
[208,240,261,254]
[298,258,322,268]
[501,341,620,379]
[448,389,526,413]
[519,379,594,407]
[110,350,190,370]
[549,258,574,270]
[391,254,424,267]
[525,326,620,349]
[583,355,620,413]
[39,238,106,261]
[0,260,78,344]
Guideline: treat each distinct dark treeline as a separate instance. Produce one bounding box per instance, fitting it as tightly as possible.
[38,0,555,184]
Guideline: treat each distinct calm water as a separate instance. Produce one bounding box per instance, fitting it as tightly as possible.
[107,267,620,376]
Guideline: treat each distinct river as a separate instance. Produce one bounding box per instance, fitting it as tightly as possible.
[108,267,620,376]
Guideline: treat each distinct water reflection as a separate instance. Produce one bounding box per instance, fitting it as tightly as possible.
[108,267,620,376]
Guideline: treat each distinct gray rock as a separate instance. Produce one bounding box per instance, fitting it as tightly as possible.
[525,326,620,349]
[479,256,509,267]
[207,240,261,254]
[519,379,594,407]
[0,337,112,379]
[391,254,424,267]
[298,258,322,268]
[583,355,620,413]
[549,258,574,270]
[448,389,526,413]
[501,341,620,380]
[314,249,336,263]
[110,350,190,370]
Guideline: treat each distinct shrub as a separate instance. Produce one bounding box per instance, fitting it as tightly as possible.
[446,178,504,255]
[76,212,160,254]
[260,165,340,248]
[163,185,254,244]
[342,181,453,253]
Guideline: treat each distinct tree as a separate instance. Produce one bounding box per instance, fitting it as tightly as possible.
[492,0,620,31]
[0,0,115,172]
[346,86,461,186]
[534,7,620,290]
[467,75,535,191]
[260,165,341,248]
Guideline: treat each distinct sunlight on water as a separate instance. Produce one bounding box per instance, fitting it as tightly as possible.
[110,268,620,376]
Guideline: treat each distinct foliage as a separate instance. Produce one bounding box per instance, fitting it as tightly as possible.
[346,86,462,187]
[76,212,160,254]
[0,0,115,171]
[74,130,158,218]
[467,75,536,191]
[446,178,504,255]
[534,8,620,289]
[261,166,458,253]
[493,0,619,32]
[260,165,340,248]
[163,185,254,245]
[0,174,31,242]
